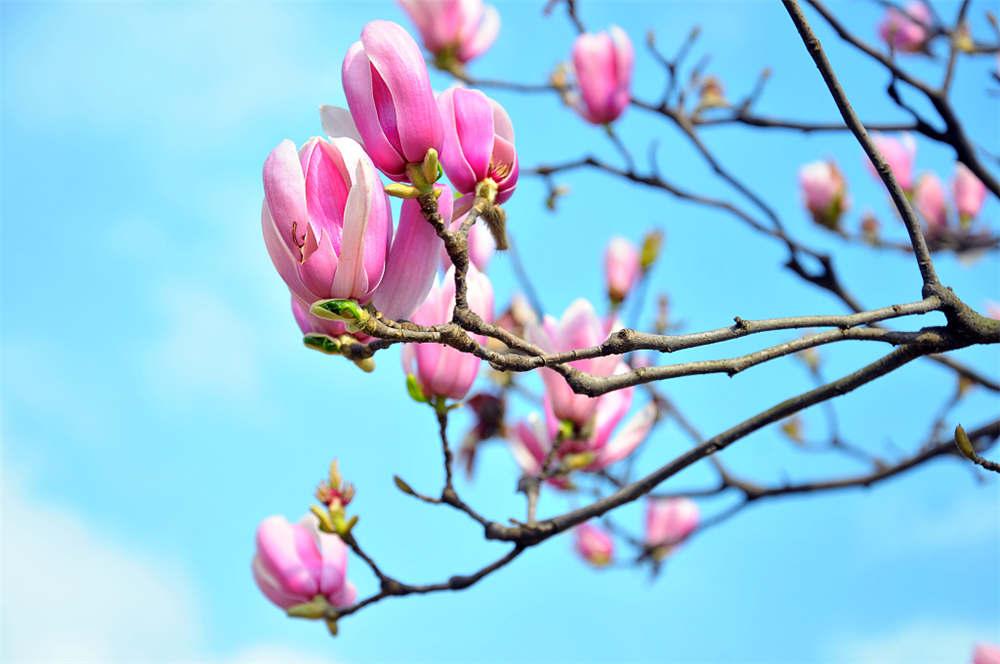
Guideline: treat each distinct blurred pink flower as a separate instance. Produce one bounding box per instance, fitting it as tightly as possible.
[645,497,699,551]
[399,0,500,64]
[914,173,948,232]
[973,643,1000,664]
[867,133,917,191]
[878,1,931,53]
[574,522,614,567]
[953,163,987,224]
[252,515,356,611]
[571,26,634,124]
[799,160,850,229]
[605,237,641,304]
[404,264,494,400]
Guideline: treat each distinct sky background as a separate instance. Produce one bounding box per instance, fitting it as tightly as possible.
[2,1,999,662]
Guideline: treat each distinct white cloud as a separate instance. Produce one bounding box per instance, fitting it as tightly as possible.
[830,619,998,664]
[0,469,338,663]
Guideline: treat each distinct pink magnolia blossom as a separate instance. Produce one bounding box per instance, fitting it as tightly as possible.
[262,137,444,326]
[974,643,1000,664]
[799,160,850,229]
[953,163,987,223]
[574,522,614,567]
[438,86,518,203]
[605,237,641,304]
[340,20,443,181]
[571,26,634,125]
[398,0,500,64]
[878,1,931,53]
[867,133,917,191]
[526,299,620,426]
[645,497,699,550]
[252,515,357,611]
[403,264,494,400]
[914,173,948,232]
[509,383,657,482]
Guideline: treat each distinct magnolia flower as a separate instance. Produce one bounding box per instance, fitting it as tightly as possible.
[799,160,850,230]
[605,237,641,304]
[252,515,357,611]
[571,26,634,125]
[953,163,987,225]
[973,643,1000,664]
[574,522,614,567]
[438,86,518,204]
[509,383,656,483]
[878,1,931,53]
[339,20,443,181]
[914,173,948,232]
[262,137,442,327]
[645,497,699,554]
[868,133,917,191]
[399,0,500,65]
[526,299,620,426]
[404,264,494,401]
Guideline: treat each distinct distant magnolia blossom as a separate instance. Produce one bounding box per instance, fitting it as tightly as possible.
[509,378,656,484]
[526,299,620,426]
[574,522,614,567]
[867,133,917,191]
[605,237,641,304]
[645,497,699,552]
[953,163,987,223]
[253,515,356,611]
[973,643,1000,664]
[799,160,850,230]
[878,1,931,53]
[571,26,634,125]
[914,173,948,232]
[399,0,500,65]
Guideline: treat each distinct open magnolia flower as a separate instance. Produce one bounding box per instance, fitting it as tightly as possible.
[509,379,657,485]
[262,136,446,337]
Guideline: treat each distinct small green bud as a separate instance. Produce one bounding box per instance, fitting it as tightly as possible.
[557,419,575,441]
[640,230,664,271]
[311,299,370,332]
[393,475,416,496]
[955,424,976,460]
[303,334,341,355]
[325,617,340,637]
[421,148,441,185]
[351,357,376,373]
[406,374,427,403]
[310,504,336,534]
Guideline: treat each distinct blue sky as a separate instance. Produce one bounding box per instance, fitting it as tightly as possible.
[2,1,998,662]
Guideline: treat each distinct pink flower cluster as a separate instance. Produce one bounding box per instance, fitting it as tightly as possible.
[262,18,518,340]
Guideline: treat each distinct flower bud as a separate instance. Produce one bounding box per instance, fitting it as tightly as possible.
[341,20,443,181]
[972,642,1000,664]
[402,265,494,401]
[437,87,518,205]
[574,522,614,567]
[878,1,931,53]
[252,515,357,612]
[867,133,916,191]
[571,26,634,125]
[953,163,987,228]
[604,237,641,305]
[799,160,849,230]
[914,173,948,233]
[399,0,500,67]
[644,497,699,553]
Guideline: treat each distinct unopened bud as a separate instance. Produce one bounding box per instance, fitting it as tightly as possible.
[954,424,976,460]
[303,334,342,355]
[385,182,422,199]
[640,229,664,271]
[286,595,329,620]
[563,451,596,471]
[309,504,336,534]
[406,374,428,403]
[393,475,416,496]
[421,148,441,186]
[311,299,370,329]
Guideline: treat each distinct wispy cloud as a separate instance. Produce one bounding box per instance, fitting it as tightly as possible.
[1,466,339,663]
